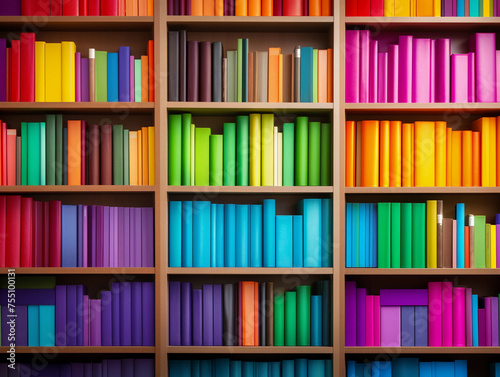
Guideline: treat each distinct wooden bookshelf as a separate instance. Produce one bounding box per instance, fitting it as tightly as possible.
[0,185,155,193]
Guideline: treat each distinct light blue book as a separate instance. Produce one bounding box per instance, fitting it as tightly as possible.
[225,204,236,267]
[457,0,465,15]
[211,203,217,267]
[181,201,193,267]
[293,215,304,268]
[169,201,182,267]
[276,216,293,268]
[353,203,360,267]
[347,360,356,377]
[39,305,55,346]
[456,203,465,268]
[250,204,263,267]
[107,52,119,102]
[40,122,46,185]
[454,360,467,377]
[470,0,480,15]
[310,295,322,346]
[28,305,40,346]
[321,198,333,267]
[419,362,432,377]
[359,203,367,268]
[193,201,211,267]
[235,204,250,267]
[300,199,322,267]
[491,363,500,377]
[472,294,478,346]
[434,362,454,376]
[372,361,391,377]
[214,359,230,377]
[61,205,78,267]
[263,199,276,267]
[300,47,313,102]
[346,203,352,267]
[308,360,324,377]
[216,204,225,267]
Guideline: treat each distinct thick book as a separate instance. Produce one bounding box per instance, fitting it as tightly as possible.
[398,35,413,103]
[20,33,35,102]
[469,33,496,102]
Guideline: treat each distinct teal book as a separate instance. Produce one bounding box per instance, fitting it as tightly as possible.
[282,360,294,377]
[21,122,27,185]
[321,198,332,267]
[359,203,367,267]
[392,358,419,377]
[294,359,307,377]
[169,201,182,267]
[230,361,242,377]
[276,215,292,268]
[40,122,46,185]
[27,122,41,185]
[312,49,318,103]
[263,199,276,267]
[346,203,352,267]
[242,362,254,377]
[470,0,479,15]
[39,305,55,346]
[310,295,322,346]
[300,47,313,102]
[269,362,280,377]
[192,359,201,377]
[256,362,268,377]
[181,114,192,186]
[282,122,295,186]
[112,125,124,185]
[353,203,360,267]
[107,52,119,102]
[377,202,391,268]
[308,360,325,377]
[123,129,129,185]
[292,215,303,268]
[250,204,263,267]
[170,360,191,377]
[200,360,212,377]
[214,359,230,377]
[28,305,40,346]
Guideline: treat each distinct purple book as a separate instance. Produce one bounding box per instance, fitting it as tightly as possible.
[380,306,401,347]
[169,281,181,346]
[66,285,77,346]
[113,207,119,267]
[168,0,174,14]
[119,282,132,346]
[103,361,108,377]
[1,306,7,346]
[131,282,143,346]
[56,285,67,346]
[430,39,435,103]
[103,206,110,267]
[61,364,72,377]
[412,38,431,103]
[181,282,192,346]
[83,295,89,346]
[135,360,154,377]
[90,206,97,267]
[345,281,357,346]
[107,360,121,377]
[84,363,92,377]
[202,284,214,346]
[131,207,142,268]
[0,39,6,102]
[377,52,388,103]
[76,285,84,346]
[213,284,223,346]
[143,208,154,267]
[388,45,399,103]
[72,364,84,377]
[0,0,20,14]
[82,206,88,267]
[359,31,370,104]
[111,283,120,346]
[123,207,130,268]
[0,289,55,305]
[470,33,497,103]
[478,308,486,346]
[436,39,450,103]
[192,289,203,346]
[369,40,378,103]
[356,288,367,347]
[415,306,428,346]
[118,46,130,102]
[451,54,469,103]
[142,282,155,346]
[100,291,112,346]
[398,35,413,103]
[93,363,102,377]
[345,30,360,103]
[109,207,115,267]
[443,0,452,15]
[118,207,124,267]
[97,206,104,267]
[81,58,89,102]
[89,299,101,346]
[401,306,415,346]
[130,56,135,102]
[485,297,492,346]
[492,296,499,347]
[16,306,27,346]
[466,288,473,347]
[379,289,428,306]
[122,359,134,377]
[75,52,81,102]
[187,41,199,102]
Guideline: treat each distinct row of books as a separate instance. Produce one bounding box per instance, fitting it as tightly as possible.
[170,359,332,377]
[346,117,500,188]
[1,304,54,346]
[0,196,154,268]
[169,199,332,268]
[169,280,331,346]
[346,281,500,347]
[0,35,154,103]
[168,114,332,186]
[168,32,333,103]
[346,0,498,16]
[0,116,155,186]
[346,32,499,104]
[0,0,154,16]
[347,359,467,377]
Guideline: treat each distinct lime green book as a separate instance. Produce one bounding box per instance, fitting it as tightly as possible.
[40,122,46,185]
[55,114,63,185]
[195,128,211,186]
[168,114,182,185]
[27,123,41,186]
[295,117,308,186]
[308,122,321,186]
[209,135,223,186]
[21,122,28,185]
[312,49,318,103]
[135,59,142,102]
[45,115,56,186]
[474,215,486,268]
[284,291,297,346]
[237,39,243,102]
[274,289,285,346]
[412,202,426,268]
[112,125,124,185]
[401,202,412,268]
[181,113,192,185]
[236,115,249,186]
[282,123,295,186]
[190,124,195,185]
[223,123,236,186]
[377,202,391,268]
[320,123,331,186]
[486,224,491,268]
[261,114,274,186]
[391,203,401,268]
[95,51,108,102]
[123,129,129,185]
[296,285,311,346]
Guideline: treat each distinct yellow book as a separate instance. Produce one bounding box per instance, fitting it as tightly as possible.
[61,41,76,102]
[142,126,149,185]
[446,127,452,186]
[278,132,283,186]
[483,0,491,15]
[249,114,261,186]
[148,126,155,185]
[497,116,500,186]
[261,114,274,186]
[35,41,45,102]
[384,0,395,15]
[137,130,143,185]
[414,121,435,187]
[411,123,414,186]
[492,224,497,268]
[489,118,496,186]
[278,54,283,103]
[472,117,490,187]
[129,131,138,185]
[435,121,446,187]
[411,0,416,15]
[426,200,437,268]
[395,0,410,16]
[273,126,278,186]
[45,43,62,102]
[190,124,195,186]
[434,0,441,15]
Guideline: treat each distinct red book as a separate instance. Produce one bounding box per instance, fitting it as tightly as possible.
[1,122,6,185]
[80,0,88,15]
[5,195,21,267]
[0,196,5,267]
[283,0,301,15]
[50,0,62,15]
[370,0,383,15]
[20,33,35,102]
[33,200,43,267]
[11,40,21,102]
[88,0,100,14]
[20,197,33,267]
[81,120,87,185]
[42,201,50,267]
[62,0,79,14]
[22,0,51,15]
[49,200,61,267]
[148,40,154,102]
[101,0,119,15]
[6,48,11,102]
[357,0,370,16]
[346,0,357,15]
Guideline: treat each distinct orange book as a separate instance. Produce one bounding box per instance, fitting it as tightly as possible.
[203,0,215,15]
[148,126,155,185]
[345,121,356,187]
[321,0,332,15]
[147,0,154,15]
[451,130,462,187]
[215,0,224,14]
[380,120,390,187]
[137,130,143,185]
[465,226,470,268]
[489,117,497,186]
[141,55,149,102]
[241,281,255,346]
[361,120,379,187]
[327,49,333,102]
[125,0,138,15]
[318,50,327,103]
[355,121,362,186]
[138,0,148,15]
[435,121,446,187]
[67,120,82,186]
[192,0,203,14]
[254,282,259,346]
[462,130,472,187]
[268,48,280,102]
[278,54,283,102]
[389,121,401,187]
[471,117,490,186]
[402,123,413,187]
[416,0,433,15]
[148,41,154,102]
[119,0,126,15]
[472,131,480,187]
[446,127,452,186]
[142,126,149,185]
[262,0,273,15]
[129,131,138,185]
[235,0,247,15]
[6,129,16,186]
[414,121,435,187]
[309,0,321,15]
[248,0,260,15]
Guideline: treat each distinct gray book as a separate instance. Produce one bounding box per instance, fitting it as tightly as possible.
[168,31,179,101]
[255,51,268,102]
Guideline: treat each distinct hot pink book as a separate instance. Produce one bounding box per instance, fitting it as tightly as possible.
[465,288,472,347]
[436,39,451,103]
[442,281,453,346]
[430,40,435,103]
[369,40,378,103]
[485,297,492,346]
[412,38,431,103]
[469,33,497,103]
[373,295,380,347]
[359,30,370,103]
[380,306,401,347]
[468,52,476,103]
[453,220,457,268]
[497,51,500,102]
[478,308,485,346]
[378,52,388,103]
[398,35,413,103]
[365,295,374,346]
[451,54,469,103]
[345,30,360,103]
[388,45,399,103]
[130,55,135,102]
[452,287,466,346]
[428,282,442,346]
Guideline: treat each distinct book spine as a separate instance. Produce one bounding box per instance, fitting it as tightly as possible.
[398,36,413,103]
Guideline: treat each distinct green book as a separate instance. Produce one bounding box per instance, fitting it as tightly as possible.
[377,202,391,268]
[236,115,249,186]
[55,114,63,185]
[135,59,142,102]
[112,125,124,185]
[401,202,412,268]
[412,202,426,268]
[21,122,28,185]
[27,122,41,186]
[274,289,285,346]
[45,115,56,185]
[223,123,236,186]
[95,51,108,102]
[296,285,311,346]
[308,122,321,186]
[295,117,308,186]
[391,203,401,268]
[320,123,331,186]
[0,276,56,289]
[209,135,223,186]
[312,49,318,103]
[352,203,360,267]
[227,51,237,102]
[486,224,491,268]
[123,129,129,185]
[40,122,46,185]
[242,39,248,102]
[282,123,295,186]
[474,215,486,268]
[195,127,211,186]
[190,124,195,185]
[181,113,192,186]
[284,291,297,346]
[168,114,182,185]
[237,39,243,102]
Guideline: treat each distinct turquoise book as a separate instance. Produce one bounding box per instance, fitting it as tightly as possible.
[292,215,304,268]
[193,201,210,267]
[250,204,263,267]
[27,122,41,185]
[310,295,322,346]
[215,204,225,267]
[300,47,313,102]
[346,203,352,267]
[276,215,292,268]
[224,204,236,267]
[263,199,276,267]
[235,204,250,267]
[321,198,333,267]
[169,201,182,267]
[39,305,55,346]
[181,201,193,267]
[40,122,46,185]
[28,305,40,346]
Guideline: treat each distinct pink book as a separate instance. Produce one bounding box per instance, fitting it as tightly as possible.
[103,206,110,267]
[485,297,492,346]
[345,30,360,103]
[469,33,497,103]
[83,294,89,346]
[378,52,388,103]
[380,306,401,347]
[398,35,413,103]
[412,38,431,103]
[373,295,381,347]
[468,52,476,103]
[130,55,135,102]
[388,45,399,103]
[497,51,500,102]
[428,282,442,347]
[90,299,102,346]
[435,39,451,103]
[369,40,378,103]
[365,295,374,346]
[430,40,435,103]
[465,288,473,347]
[492,296,499,346]
[110,206,116,267]
[75,52,81,102]
[453,220,457,268]
[478,308,486,346]
[451,54,469,103]
[442,281,453,346]
[113,207,119,267]
[359,30,370,103]
[452,287,466,346]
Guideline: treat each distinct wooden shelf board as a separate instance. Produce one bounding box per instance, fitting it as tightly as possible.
[167,267,333,275]
[345,187,500,194]
[346,268,500,275]
[0,346,155,354]
[0,102,154,114]
[167,102,333,114]
[0,185,155,193]
[345,102,500,113]
[167,346,333,354]
[345,347,500,354]
[345,17,500,31]
[0,268,155,275]
[167,186,334,194]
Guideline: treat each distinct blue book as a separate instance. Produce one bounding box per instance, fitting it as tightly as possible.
[63,127,68,185]
[62,205,78,267]
[225,204,236,267]
[308,360,324,377]
[276,215,293,267]
[372,203,378,267]
[111,283,120,346]
[28,305,39,346]
[169,201,182,267]
[359,203,366,268]
[135,360,154,377]
[77,205,83,267]
[242,361,254,377]
[356,363,370,377]
[268,362,280,377]
[293,215,303,267]
[214,358,230,377]
[263,199,276,267]
[454,360,467,377]
[456,203,465,268]
[230,360,242,377]
[192,360,201,377]
[321,198,333,267]
[347,361,356,377]
[282,360,294,377]
[300,47,313,102]
[107,52,119,102]
[235,204,250,267]
[182,201,193,267]
[346,203,352,267]
[472,294,478,346]
[469,0,479,15]
[457,0,465,15]
[401,306,415,346]
[353,203,360,267]
[118,46,130,102]
[367,203,373,267]
[119,282,132,346]
[193,201,211,267]
[415,306,428,346]
[372,361,391,377]
[216,204,225,267]
[76,285,84,346]
[294,359,307,377]
[300,199,322,267]
[169,282,181,346]
[310,295,322,346]
[101,291,112,346]
[434,362,454,376]
[419,362,432,377]
[393,358,419,377]
[170,360,191,377]
[211,203,217,267]
[256,362,268,377]
[250,204,263,267]
[66,285,77,346]
[40,122,46,185]
[39,305,55,346]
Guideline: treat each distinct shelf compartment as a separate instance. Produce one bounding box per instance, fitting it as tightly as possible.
[345,347,500,354]
[168,186,333,194]
[0,346,155,354]
[345,268,500,276]
[345,187,500,194]
[0,185,155,193]
[167,102,333,114]
[345,17,500,31]
[167,346,333,354]
[0,268,155,275]
[0,102,154,114]
[167,267,333,275]
[345,103,500,114]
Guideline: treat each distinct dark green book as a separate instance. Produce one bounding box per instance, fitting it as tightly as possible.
[209,135,223,186]
[242,38,248,102]
[282,123,295,186]
[195,127,211,186]
[284,291,297,346]
[168,114,182,185]
[236,115,249,186]
[45,115,56,185]
[223,123,236,186]
[274,289,285,346]
[308,122,321,186]
[112,125,124,185]
[377,202,391,268]
[296,285,311,346]
[295,117,308,186]
[27,123,41,185]
[401,202,413,268]
[123,129,129,185]
[181,113,192,186]
[391,202,401,268]
[412,202,426,268]
[21,122,28,185]
[55,114,63,185]
[320,123,331,186]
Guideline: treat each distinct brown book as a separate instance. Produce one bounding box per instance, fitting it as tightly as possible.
[87,124,100,185]
[248,52,254,102]
[265,281,274,346]
[255,51,268,102]
[437,200,444,267]
[282,54,292,102]
[443,217,453,268]
[222,57,228,102]
[468,214,475,268]
[100,124,112,185]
